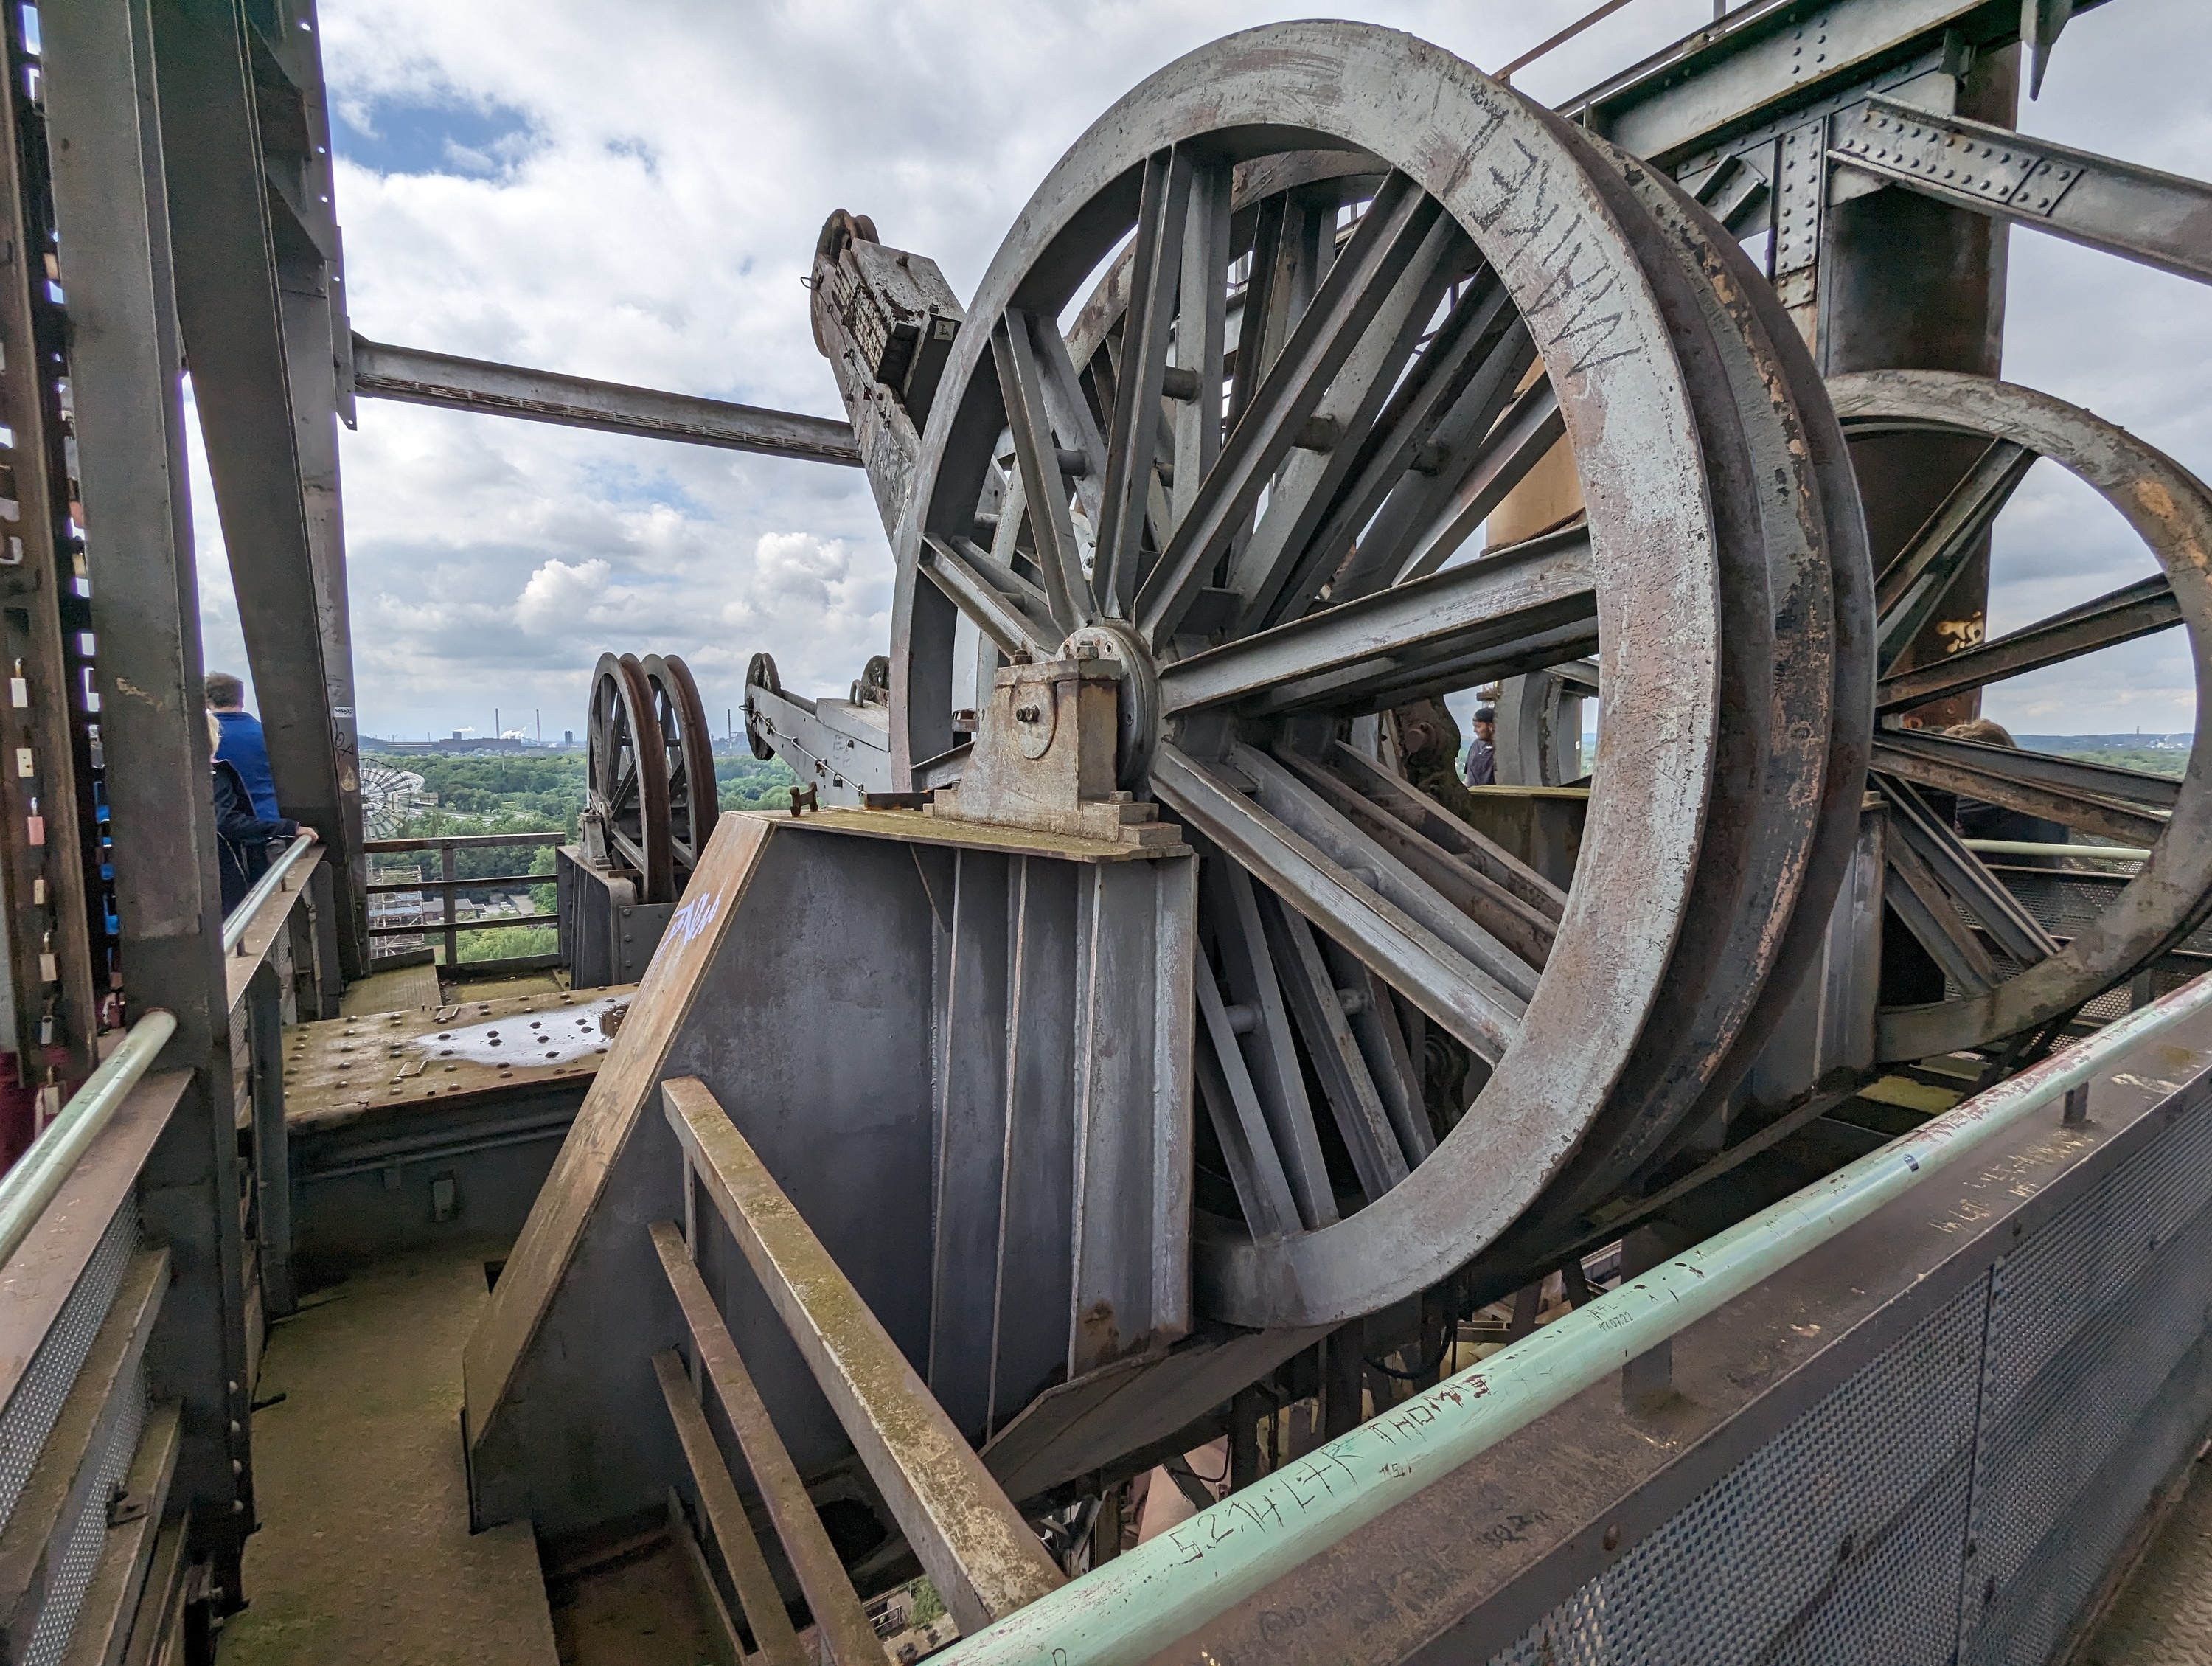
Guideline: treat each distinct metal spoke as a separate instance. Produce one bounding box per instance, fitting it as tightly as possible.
[1202,861,1338,1230]
[1883,829,2000,996]
[920,536,1054,661]
[1194,961,1301,1243]
[1170,161,1232,537]
[1879,774,2057,971]
[1331,317,1540,603]
[1272,746,1556,971]
[1030,318,1110,534]
[1318,939,1434,1167]
[992,308,1095,631]
[1096,147,1193,615]
[1385,375,1565,586]
[1873,729,2174,847]
[1326,741,1565,923]
[946,530,1057,631]
[1152,743,1524,1064]
[1137,173,1444,644]
[1227,189,1332,439]
[1256,889,1410,1202]
[1268,267,1517,628]
[1877,572,2180,712]
[1233,745,1538,1003]
[1222,194,1289,437]
[1158,524,1593,715]
[1265,604,1596,718]
[1225,211,1467,632]
[1875,437,2037,669]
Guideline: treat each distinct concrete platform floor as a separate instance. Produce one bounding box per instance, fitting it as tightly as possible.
[217,1241,560,1666]
[2080,1442,2212,1664]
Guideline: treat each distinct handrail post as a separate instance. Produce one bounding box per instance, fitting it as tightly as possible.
[661,1075,1065,1636]
[247,968,293,1316]
[442,841,459,968]
[649,1220,884,1666]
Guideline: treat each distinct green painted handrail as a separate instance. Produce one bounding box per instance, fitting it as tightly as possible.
[1964,839,2149,862]
[939,971,2212,1665]
[0,1010,177,1271]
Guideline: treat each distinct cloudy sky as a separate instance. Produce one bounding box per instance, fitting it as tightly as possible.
[187,0,2212,743]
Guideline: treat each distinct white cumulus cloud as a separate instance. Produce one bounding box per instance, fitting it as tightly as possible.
[181,0,2211,744]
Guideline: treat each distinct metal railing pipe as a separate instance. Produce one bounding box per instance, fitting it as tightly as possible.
[222,832,319,955]
[939,972,2212,1665]
[1964,838,2150,863]
[0,1010,178,1271]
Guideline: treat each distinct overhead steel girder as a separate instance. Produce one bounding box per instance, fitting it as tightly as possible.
[350,336,864,467]
[1829,94,2212,286]
[149,0,369,976]
[1559,0,2114,168]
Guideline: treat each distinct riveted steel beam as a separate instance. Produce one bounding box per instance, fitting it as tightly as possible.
[1832,94,2212,285]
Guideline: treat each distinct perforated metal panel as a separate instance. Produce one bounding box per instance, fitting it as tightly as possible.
[1491,1288,1987,1666]
[1489,1094,2212,1665]
[0,1200,136,1534]
[22,1366,145,1666]
[1947,869,2207,1024]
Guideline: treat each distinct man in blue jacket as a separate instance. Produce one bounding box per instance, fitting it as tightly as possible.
[206,671,280,819]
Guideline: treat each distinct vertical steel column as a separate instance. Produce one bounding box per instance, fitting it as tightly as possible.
[258,0,366,969]
[41,0,252,1600]
[147,0,368,976]
[1820,44,2020,729]
[0,9,100,1092]
[247,965,293,1315]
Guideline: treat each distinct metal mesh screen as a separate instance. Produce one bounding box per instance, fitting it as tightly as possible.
[1489,1288,1986,1666]
[1489,1097,2212,1665]
[21,1364,145,1666]
[0,1199,137,1535]
[1935,869,2212,1026]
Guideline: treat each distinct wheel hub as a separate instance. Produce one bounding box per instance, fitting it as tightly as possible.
[1060,620,1161,791]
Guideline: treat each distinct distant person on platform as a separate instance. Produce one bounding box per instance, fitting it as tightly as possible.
[1464,706,1497,788]
[209,713,312,916]
[205,672,280,821]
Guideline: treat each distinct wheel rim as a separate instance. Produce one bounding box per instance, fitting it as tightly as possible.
[587,650,675,904]
[1828,371,2212,1063]
[744,651,782,762]
[643,653,720,881]
[889,22,1851,1326]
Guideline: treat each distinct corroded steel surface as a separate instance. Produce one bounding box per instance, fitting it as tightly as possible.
[1830,371,2212,1061]
[282,988,631,1131]
[866,22,1863,1328]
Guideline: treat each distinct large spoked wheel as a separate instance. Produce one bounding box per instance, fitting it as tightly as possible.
[744,652,781,762]
[587,650,675,904]
[1829,372,2212,1063]
[642,653,720,884]
[891,23,1865,1327]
